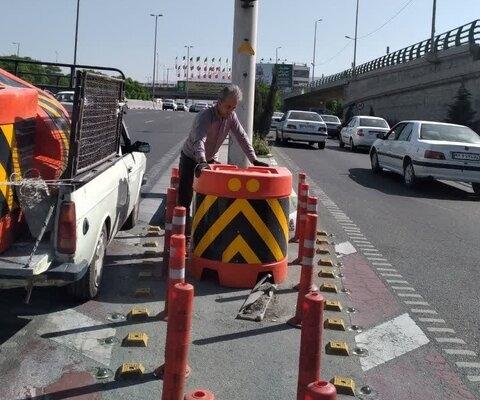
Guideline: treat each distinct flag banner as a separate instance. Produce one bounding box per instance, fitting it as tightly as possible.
[196,56,200,62]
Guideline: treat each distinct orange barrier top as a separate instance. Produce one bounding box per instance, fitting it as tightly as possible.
[0,86,38,125]
[193,164,292,199]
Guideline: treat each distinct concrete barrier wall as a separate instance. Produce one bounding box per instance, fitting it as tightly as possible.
[126,99,161,110]
[345,45,480,124]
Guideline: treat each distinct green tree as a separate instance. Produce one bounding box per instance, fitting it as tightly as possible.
[446,83,476,128]
[125,78,152,100]
[326,100,344,118]
[257,70,279,138]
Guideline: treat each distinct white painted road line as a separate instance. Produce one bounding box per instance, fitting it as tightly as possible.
[418,318,446,323]
[392,286,416,291]
[444,349,477,356]
[427,327,456,333]
[355,313,429,371]
[386,279,410,284]
[357,244,375,248]
[456,362,480,369]
[435,338,466,344]
[398,293,423,298]
[376,268,397,272]
[411,309,438,315]
[467,375,480,382]
[372,261,393,266]
[367,257,389,261]
[145,120,153,123]
[404,301,430,306]
[380,273,403,278]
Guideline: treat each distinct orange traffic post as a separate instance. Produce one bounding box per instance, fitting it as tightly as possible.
[171,175,180,191]
[291,172,307,242]
[190,164,292,288]
[305,381,337,400]
[297,292,325,400]
[184,390,215,400]
[172,206,186,236]
[159,234,186,320]
[292,183,309,265]
[162,187,177,278]
[288,213,318,328]
[159,283,194,400]
[172,166,179,178]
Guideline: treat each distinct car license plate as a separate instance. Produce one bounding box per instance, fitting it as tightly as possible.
[452,152,480,161]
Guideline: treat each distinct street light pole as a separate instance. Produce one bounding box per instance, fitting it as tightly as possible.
[184,46,193,103]
[12,42,20,57]
[275,46,282,65]
[167,68,170,86]
[430,0,437,52]
[150,13,163,100]
[353,0,359,72]
[312,19,322,82]
[73,0,80,66]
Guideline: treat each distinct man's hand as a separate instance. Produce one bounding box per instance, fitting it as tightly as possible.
[252,159,269,167]
[195,162,211,178]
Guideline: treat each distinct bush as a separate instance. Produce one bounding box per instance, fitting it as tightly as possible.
[253,134,270,156]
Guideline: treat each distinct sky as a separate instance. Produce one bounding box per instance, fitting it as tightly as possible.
[1,0,479,83]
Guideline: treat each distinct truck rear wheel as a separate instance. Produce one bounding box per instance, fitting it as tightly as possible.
[69,226,107,301]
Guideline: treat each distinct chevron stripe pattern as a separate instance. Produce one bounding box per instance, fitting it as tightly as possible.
[0,123,22,218]
[192,194,289,264]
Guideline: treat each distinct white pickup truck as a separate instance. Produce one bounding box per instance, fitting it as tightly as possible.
[0,66,149,301]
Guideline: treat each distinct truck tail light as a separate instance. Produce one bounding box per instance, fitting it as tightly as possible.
[357,129,364,136]
[424,150,445,160]
[57,201,76,254]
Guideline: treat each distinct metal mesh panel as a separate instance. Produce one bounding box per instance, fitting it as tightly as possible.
[75,72,123,174]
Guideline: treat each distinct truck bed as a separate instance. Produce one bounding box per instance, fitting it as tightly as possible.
[0,240,52,277]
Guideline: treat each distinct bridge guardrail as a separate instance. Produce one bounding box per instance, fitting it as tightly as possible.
[293,19,480,96]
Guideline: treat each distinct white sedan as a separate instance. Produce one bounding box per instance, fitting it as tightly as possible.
[276,110,328,149]
[340,116,390,151]
[370,120,480,194]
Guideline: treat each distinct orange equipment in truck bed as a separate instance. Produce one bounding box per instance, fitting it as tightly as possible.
[0,68,70,253]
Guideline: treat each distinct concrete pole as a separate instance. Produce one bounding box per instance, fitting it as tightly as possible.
[73,0,80,66]
[228,0,258,167]
[150,14,162,100]
[185,45,193,104]
[431,0,437,52]
[353,0,359,73]
[312,19,322,83]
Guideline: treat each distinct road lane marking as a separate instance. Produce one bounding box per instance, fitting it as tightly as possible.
[386,279,410,284]
[376,268,397,272]
[456,362,480,369]
[427,327,456,333]
[398,293,423,298]
[355,313,429,371]
[367,257,389,261]
[380,273,403,277]
[145,120,153,124]
[391,286,415,291]
[404,301,430,306]
[418,318,446,323]
[411,309,438,314]
[371,261,393,266]
[435,338,466,344]
[467,375,480,382]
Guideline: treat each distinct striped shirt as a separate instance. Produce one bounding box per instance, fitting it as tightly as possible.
[181,106,257,163]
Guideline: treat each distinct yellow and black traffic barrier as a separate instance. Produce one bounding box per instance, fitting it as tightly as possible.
[190,164,292,288]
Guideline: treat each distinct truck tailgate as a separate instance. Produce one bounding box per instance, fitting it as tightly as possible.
[0,242,52,277]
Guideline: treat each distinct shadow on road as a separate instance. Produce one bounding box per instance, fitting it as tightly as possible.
[192,323,293,346]
[348,167,475,201]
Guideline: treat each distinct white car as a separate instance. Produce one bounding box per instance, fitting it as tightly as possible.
[190,102,209,113]
[340,116,390,151]
[163,99,177,111]
[271,112,284,130]
[370,120,480,194]
[55,90,75,114]
[276,110,328,149]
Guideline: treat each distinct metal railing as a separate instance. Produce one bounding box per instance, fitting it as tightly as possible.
[0,58,125,91]
[297,19,480,95]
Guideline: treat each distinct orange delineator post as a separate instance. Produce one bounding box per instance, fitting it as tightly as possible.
[297,291,325,400]
[172,167,179,178]
[172,206,186,236]
[171,175,180,191]
[294,183,309,264]
[160,234,186,320]
[292,172,307,242]
[190,164,292,288]
[184,390,215,400]
[160,283,194,400]
[305,381,337,400]
[162,187,177,277]
[288,213,318,328]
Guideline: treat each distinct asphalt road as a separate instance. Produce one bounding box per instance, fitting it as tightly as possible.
[273,140,480,352]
